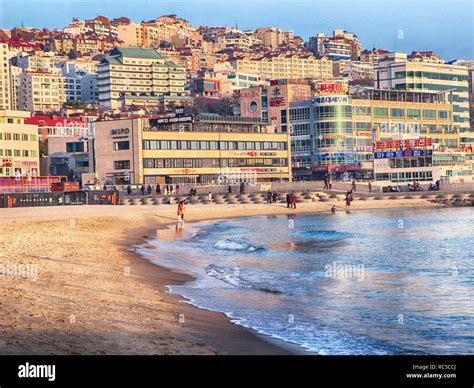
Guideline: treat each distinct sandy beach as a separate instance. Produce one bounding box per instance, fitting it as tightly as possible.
[0,198,441,355]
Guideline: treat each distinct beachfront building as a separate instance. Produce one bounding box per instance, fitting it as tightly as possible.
[375,52,472,148]
[94,114,292,185]
[238,79,314,131]
[0,110,39,178]
[240,80,464,183]
[290,88,457,182]
[97,47,188,111]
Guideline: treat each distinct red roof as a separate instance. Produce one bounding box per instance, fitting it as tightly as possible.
[25,115,88,128]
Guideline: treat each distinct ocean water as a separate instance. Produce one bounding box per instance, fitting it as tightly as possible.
[138,207,474,355]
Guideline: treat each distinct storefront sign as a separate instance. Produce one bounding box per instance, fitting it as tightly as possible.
[356,131,372,137]
[318,83,344,93]
[375,138,432,151]
[312,164,360,173]
[149,116,194,126]
[111,128,130,135]
[373,149,433,159]
[312,96,350,104]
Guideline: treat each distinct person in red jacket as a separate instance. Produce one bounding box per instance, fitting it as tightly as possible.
[292,194,297,209]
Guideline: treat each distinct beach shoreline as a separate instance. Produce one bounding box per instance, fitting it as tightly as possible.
[0,199,444,355]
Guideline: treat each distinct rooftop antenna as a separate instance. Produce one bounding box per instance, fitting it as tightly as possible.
[235,20,238,30]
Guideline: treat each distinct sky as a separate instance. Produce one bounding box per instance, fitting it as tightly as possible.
[0,0,473,60]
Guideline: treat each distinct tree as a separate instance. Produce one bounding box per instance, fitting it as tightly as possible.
[189,96,238,116]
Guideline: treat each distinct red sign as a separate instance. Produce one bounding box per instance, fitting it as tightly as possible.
[270,98,286,107]
[375,138,432,151]
[312,165,360,173]
[319,83,343,93]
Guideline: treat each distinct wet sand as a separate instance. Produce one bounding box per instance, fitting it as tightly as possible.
[0,199,439,355]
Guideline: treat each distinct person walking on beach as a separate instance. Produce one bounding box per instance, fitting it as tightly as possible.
[208,192,213,204]
[352,179,356,192]
[170,185,174,195]
[323,177,329,190]
[140,185,145,196]
[345,190,353,213]
[147,184,152,195]
[228,185,233,195]
[176,184,180,195]
[368,181,372,193]
[126,185,132,195]
[267,190,272,204]
[291,193,297,209]
[240,182,245,195]
[328,176,332,190]
[436,180,440,191]
[286,193,291,208]
[272,191,278,204]
[156,184,161,195]
[176,200,186,231]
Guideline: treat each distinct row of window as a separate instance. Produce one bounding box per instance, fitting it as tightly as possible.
[0,133,37,141]
[374,107,451,119]
[314,105,352,119]
[388,156,433,169]
[395,71,468,82]
[375,171,433,183]
[142,158,289,169]
[0,149,38,157]
[142,140,288,151]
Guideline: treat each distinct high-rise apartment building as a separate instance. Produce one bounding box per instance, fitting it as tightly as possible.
[97,47,187,111]
[228,53,333,81]
[0,43,12,110]
[17,70,66,113]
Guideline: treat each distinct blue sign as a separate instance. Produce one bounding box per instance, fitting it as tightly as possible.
[312,96,349,104]
[373,149,433,159]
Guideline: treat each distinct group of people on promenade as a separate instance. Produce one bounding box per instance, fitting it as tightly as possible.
[286,193,297,209]
[227,182,246,196]
[266,190,278,204]
[127,184,180,196]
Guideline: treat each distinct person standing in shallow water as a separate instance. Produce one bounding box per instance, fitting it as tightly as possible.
[345,190,353,213]
[176,200,186,231]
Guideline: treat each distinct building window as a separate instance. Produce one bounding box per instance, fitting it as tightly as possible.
[114,160,130,169]
[66,142,85,153]
[438,110,450,119]
[374,107,388,118]
[113,141,130,151]
[407,108,420,119]
[390,108,404,118]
